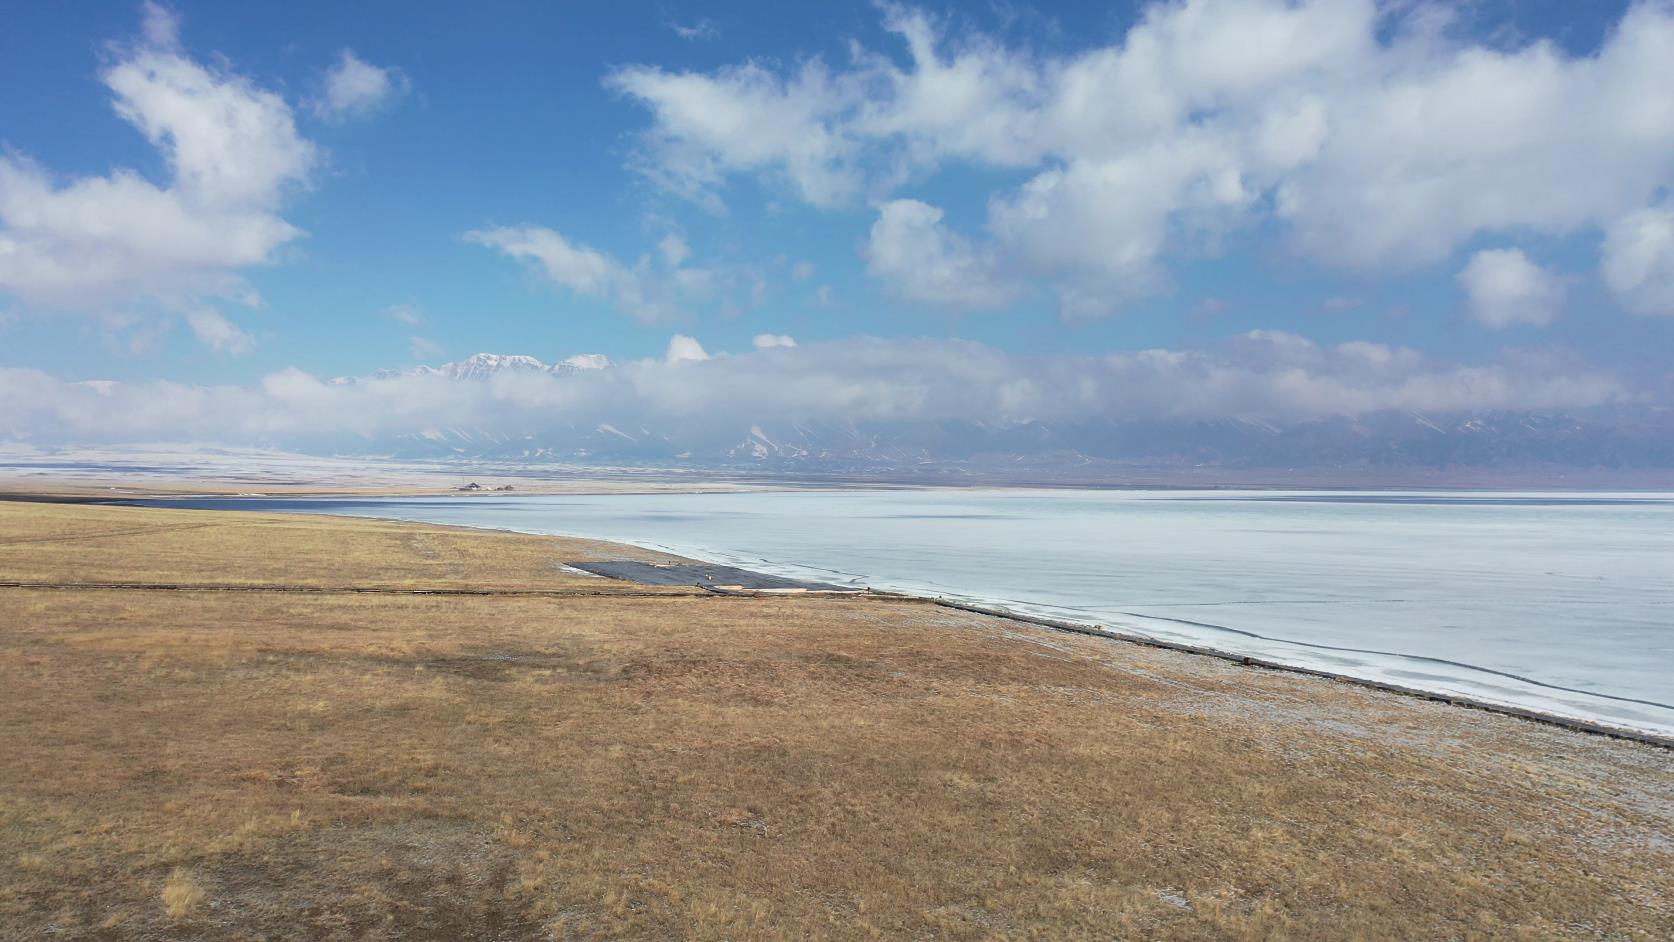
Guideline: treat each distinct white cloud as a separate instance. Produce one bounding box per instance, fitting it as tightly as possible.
[185,308,255,354]
[668,20,719,41]
[665,334,709,363]
[1602,200,1674,317]
[314,50,407,122]
[607,59,863,209]
[0,3,312,350]
[609,0,1674,318]
[863,199,1019,309]
[409,336,444,360]
[986,148,1236,317]
[384,303,425,326]
[658,233,690,267]
[139,0,179,46]
[466,225,759,323]
[752,333,796,349]
[467,226,619,296]
[1457,249,1565,329]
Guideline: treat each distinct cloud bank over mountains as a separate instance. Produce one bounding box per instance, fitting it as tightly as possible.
[0,334,1632,449]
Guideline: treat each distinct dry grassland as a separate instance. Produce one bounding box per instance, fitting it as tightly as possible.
[1,500,1670,940]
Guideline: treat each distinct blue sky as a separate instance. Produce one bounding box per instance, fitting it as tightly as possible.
[2,0,1673,441]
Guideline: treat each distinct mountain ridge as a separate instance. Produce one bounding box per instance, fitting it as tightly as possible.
[305,352,1674,475]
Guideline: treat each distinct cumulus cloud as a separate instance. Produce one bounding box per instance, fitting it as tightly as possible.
[665,334,710,363]
[314,50,407,122]
[607,59,863,209]
[752,333,796,349]
[0,335,1633,448]
[863,199,1020,309]
[1457,249,1565,329]
[0,2,314,349]
[609,0,1674,317]
[1602,200,1674,317]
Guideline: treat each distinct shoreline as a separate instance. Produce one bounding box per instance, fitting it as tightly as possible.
[916,596,1674,750]
[518,527,1674,747]
[11,442,1674,497]
[100,489,1674,749]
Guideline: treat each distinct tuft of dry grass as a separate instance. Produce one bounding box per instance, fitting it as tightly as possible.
[0,499,1670,940]
[161,869,205,921]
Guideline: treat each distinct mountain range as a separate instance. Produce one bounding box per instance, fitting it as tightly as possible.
[324,352,1674,482]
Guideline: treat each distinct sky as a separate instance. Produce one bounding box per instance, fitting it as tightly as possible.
[2,0,1674,445]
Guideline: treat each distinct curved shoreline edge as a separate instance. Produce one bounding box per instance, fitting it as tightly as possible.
[473,525,1674,751]
[485,523,1674,751]
[352,508,1674,751]
[77,493,1674,751]
[894,595,1674,751]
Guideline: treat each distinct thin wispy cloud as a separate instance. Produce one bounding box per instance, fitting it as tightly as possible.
[464,224,776,324]
[408,336,444,360]
[667,19,718,41]
[313,49,408,122]
[384,304,426,326]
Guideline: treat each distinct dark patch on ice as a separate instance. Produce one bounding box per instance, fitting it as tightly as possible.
[567,560,854,592]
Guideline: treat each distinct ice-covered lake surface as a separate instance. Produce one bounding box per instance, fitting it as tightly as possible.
[166,489,1674,737]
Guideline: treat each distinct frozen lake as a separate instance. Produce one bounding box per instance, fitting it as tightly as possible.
[167,489,1674,737]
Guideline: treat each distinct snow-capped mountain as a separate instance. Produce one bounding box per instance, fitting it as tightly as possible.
[358,352,615,384]
[363,410,1674,477]
[440,353,549,381]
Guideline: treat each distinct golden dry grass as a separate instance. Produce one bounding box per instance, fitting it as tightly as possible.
[160,869,205,921]
[1,500,1670,940]
[0,499,680,589]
